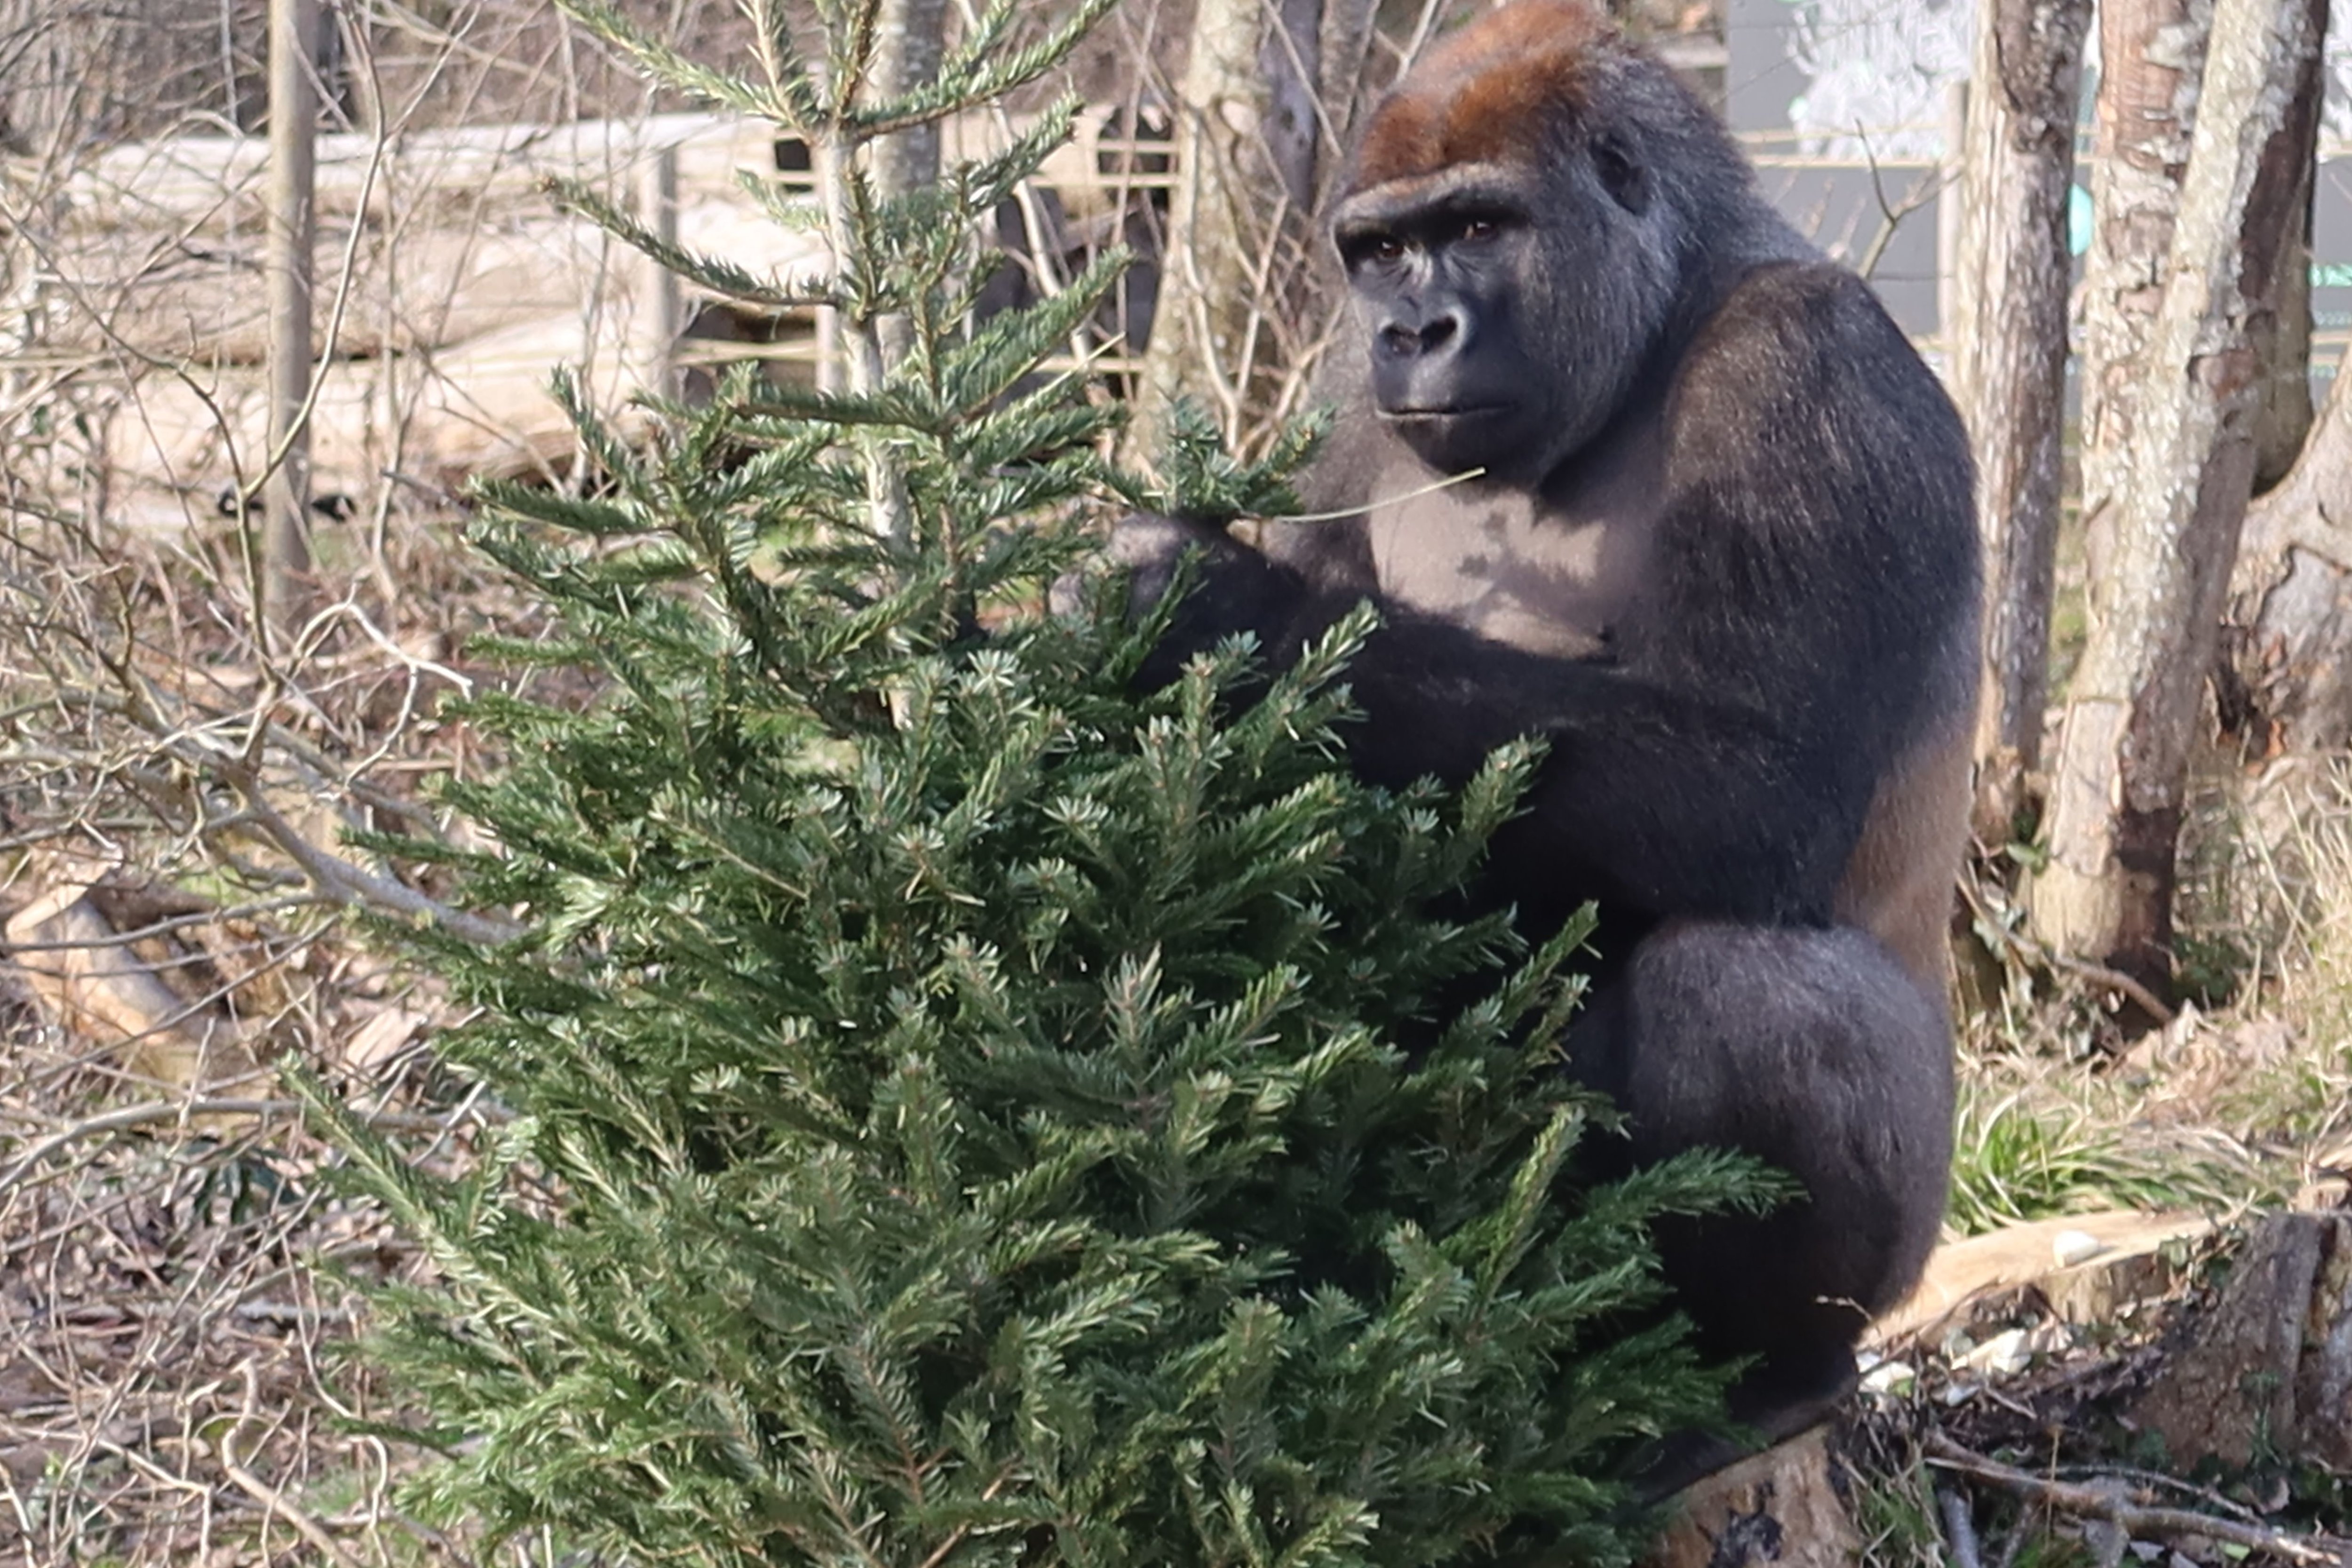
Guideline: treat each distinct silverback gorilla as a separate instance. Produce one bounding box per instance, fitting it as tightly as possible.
[1108,0,1982,1486]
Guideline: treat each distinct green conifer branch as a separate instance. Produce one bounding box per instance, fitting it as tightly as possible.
[543,175,835,310]
[555,0,794,121]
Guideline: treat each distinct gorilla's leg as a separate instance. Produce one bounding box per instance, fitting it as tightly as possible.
[1569,920,1952,1493]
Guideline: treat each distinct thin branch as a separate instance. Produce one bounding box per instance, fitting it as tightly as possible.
[1852,120,1946,279]
[2044,949,2178,1025]
[1939,1484,1986,1568]
[221,1362,371,1568]
[1955,870,2178,1024]
[214,755,523,946]
[1925,1435,2344,1566]
[0,1096,457,1197]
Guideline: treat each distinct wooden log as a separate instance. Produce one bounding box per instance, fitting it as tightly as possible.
[29,106,1143,240]
[46,113,771,236]
[1871,1211,2220,1344]
[31,103,1130,491]
[2130,1211,2352,1471]
[46,200,827,363]
[5,883,258,1092]
[102,302,678,497]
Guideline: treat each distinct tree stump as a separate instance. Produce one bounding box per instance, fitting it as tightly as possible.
[1643,1427,1861,1568]
[2130,1210,2352,1471]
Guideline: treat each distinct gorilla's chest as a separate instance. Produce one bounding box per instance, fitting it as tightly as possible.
[1365,459,1657,661]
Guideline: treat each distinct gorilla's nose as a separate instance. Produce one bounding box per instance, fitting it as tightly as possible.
[1377,311,1460,359]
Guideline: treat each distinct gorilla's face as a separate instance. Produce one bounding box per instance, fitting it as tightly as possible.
[1334,135,1678,486]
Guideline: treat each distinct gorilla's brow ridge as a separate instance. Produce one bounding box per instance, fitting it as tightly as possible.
[1330,166,1531,239]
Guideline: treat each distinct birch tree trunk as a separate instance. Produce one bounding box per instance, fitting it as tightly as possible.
[2030,0,2323,994]
[1128,0,1315,461]
[1949,0,2094,847]
[2071,0,2205,578]
[263,0,322,628]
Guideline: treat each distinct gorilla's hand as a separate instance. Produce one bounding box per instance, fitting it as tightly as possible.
[1050,513,1316,691]
[1053,513,1276,617]
[1117,514,1224,615]
[1049,512,1178,622]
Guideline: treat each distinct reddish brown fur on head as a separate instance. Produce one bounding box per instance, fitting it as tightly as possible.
[1349,0,1624,192]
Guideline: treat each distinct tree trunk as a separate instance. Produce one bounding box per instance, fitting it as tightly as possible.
[873,0,948,197]
[1265,0,1324,210]
[1128,0,1316,461]
[870,0,948,373]
[2070,0,2204,580]
[1316,0,1383,157]
[263,0,321,629]
[2250,65,2322,493]
[2226,346,2352,754]
[2030,0,2324,995]
[640,143,682,397]
[0,0,91,157]
[1949,0,2094,847]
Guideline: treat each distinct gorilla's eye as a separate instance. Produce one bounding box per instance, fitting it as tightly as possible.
[1456,217,1499,243]
[1351,233,1407,267]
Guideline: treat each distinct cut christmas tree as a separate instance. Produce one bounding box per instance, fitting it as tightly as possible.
[294,3,1779,1562]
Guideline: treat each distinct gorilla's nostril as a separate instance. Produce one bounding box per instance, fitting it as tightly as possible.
[1420,316,1458,351]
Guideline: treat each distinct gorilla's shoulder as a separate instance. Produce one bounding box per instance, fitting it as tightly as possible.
[1683,262,1917,386]
[1666,261,1963,460]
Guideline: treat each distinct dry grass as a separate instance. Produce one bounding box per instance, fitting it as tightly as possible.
[1,1059,429,1565]
[2160,751,2352,1204]
[1935,745,2352,1243]
[0,479,530,1562]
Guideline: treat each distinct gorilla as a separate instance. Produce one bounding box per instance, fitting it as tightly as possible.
[1109,0,1981,1486]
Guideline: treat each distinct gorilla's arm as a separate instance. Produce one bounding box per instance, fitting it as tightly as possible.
[1115,527,1856,923]
[1120,266,1976,928]
[1342,621,1863,925]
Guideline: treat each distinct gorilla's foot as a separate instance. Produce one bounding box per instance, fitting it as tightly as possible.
[1621,1361,1859,1506]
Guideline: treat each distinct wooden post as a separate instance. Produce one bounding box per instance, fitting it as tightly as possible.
[641,142,681,395]
[872,0,947,373]
[813,140,843,396]
[1936,79,1966,373]
[263,0,321,626]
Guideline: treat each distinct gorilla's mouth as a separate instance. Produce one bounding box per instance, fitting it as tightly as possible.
[1379,404,1510,422]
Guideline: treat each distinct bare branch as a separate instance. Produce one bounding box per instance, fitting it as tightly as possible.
[1926,1435,2344,1566]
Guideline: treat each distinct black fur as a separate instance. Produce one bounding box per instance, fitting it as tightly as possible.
[1110,3,1979,1489]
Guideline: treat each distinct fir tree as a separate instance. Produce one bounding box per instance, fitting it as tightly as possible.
[300,3,1780,1562]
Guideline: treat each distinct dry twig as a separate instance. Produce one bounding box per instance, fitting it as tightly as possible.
[1939,1482,1987,1568]
[1926,1434,2347,1566]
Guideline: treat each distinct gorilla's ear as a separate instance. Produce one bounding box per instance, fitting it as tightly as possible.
[1591,131,1649,215]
